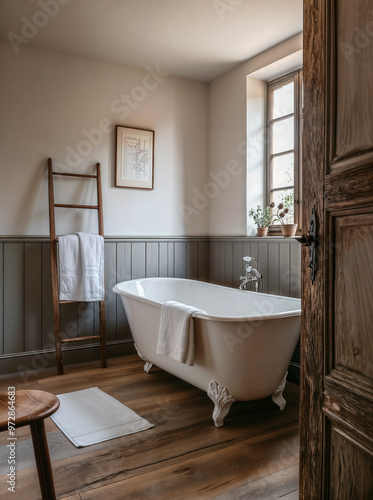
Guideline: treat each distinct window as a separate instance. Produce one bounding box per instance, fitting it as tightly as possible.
[267,69,303,231]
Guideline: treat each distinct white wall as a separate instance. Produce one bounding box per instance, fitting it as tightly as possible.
[208,33,303,236]
[0,39,208,236]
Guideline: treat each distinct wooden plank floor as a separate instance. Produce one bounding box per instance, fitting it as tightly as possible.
[0,355,300,499]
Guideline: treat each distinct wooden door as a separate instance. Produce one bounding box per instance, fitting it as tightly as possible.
[300,0,373,498]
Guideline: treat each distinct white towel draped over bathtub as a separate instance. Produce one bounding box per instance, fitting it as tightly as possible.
[157,300,205,366]
[58,232,105,302]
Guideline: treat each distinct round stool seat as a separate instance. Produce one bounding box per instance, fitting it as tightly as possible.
[0,390,60,431]
[0,389,60,500]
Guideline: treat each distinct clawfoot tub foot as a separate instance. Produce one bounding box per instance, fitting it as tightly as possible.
[134,344,153,373]
[271,371,288,410]
[207,380,236,427]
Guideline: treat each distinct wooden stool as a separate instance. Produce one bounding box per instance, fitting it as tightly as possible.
[0,390,60,500]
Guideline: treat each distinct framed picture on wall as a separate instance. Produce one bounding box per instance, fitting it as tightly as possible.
[115,125,154,189]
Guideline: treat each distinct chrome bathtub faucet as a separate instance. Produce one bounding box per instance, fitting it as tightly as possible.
[239,256,262,292]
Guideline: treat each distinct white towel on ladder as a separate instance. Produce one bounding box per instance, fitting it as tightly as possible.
[157,300,205,366]
[58,232,105,302]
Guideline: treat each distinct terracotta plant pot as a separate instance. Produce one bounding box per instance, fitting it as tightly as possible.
[257,227,268,237]
[281,224,298,237]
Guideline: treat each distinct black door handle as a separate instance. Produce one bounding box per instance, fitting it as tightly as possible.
[296,206,318,283]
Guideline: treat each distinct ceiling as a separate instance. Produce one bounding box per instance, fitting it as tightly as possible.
[0,0,303,82]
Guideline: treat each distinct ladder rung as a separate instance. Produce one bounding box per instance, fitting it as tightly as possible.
[52,171,97,179]
[61,336,101,343]
[54,203,98,210]
[59,299,103,304]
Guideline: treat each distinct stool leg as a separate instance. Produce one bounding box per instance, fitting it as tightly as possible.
[30,420,56,500]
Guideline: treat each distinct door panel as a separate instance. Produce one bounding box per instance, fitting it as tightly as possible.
[329,425,373,500]
[334,212,373,377]
[301,0,373,497]
[334,0,373,161]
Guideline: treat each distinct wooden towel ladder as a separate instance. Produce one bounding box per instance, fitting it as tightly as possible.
[48,158,106,375]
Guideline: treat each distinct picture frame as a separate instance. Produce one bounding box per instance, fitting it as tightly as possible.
[115,125,154,189]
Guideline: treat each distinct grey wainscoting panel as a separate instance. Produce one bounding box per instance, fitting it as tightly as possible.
[104,241,118,342]
[41,242,54,350]
[3,243,24,354]
[198,240,209,282]
[233,241,244,289]
[116,242,132,340]
[0,236,301,377]
[268,243,280,295]
[289,242,301,298]
[159,241,169,277]
[174,241,187,278]
[257,240,269,292]
[167,241,174,276]
[0,237,211,362]
[146,241,159,278]
[208,237,301,297]
[24,242,42,351]
[208,240,220,285]
[224,241,234,288]
[131,242,146,279]
[279,243,291,297]
[186,241,199,280]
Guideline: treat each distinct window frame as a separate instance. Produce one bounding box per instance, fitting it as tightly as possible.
[266,68,303,234]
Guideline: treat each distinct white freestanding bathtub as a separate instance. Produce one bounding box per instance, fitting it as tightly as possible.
[113,278,301,426]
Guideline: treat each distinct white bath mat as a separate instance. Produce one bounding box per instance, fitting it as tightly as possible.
[50,387,154,447]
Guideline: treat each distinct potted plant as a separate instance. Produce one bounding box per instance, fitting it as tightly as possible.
[272,195,298,237]
[248,205,272,236]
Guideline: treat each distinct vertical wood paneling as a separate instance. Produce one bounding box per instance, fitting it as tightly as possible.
[77,302,94,339]
[233,241,243,289]
[41,243,54,349]
[104,242,117,341]
[248,241,259,292]
[24,243,42,351]
[279,243,291,297]
[4,243,24,354]
[250,242,259,264]
[132,242,146,279]
[224,242,233,287]
[268,243,280,294]
[159,242,168,277]
[60,303,78,344]
[290,243,301,298]
[257,241,269,293]
[219,243,225,285]
[116,242,131,340]
[209,241,220,284]
[167,242,174,277]
[117,242,132,282]
[209,239,299,297]
[174,242,187,278]
[242,241,252,289]
[242,241,251,261]
[198,241,209,282]
[0,243,3,355]
[186,242,199,280]
[242,241,254,291]
[146,242,159,277]
[0,237,301,365]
